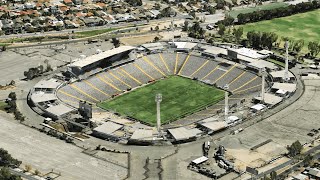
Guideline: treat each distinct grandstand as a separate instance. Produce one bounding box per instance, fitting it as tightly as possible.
[56,50,263,124]
[29,41,299,144]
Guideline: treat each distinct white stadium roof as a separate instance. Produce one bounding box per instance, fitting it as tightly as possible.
[167,127,202,141]
[31,92,57,103]
[272,83,297,93]
[200,121,228,132]
[70,46,135,68]
[93,121,123,135]
[248,60,278,70]
[34,79,61,89]
[46,104,74,117]
[174,42,197,50]
[254,93,283,106]
[130,129,154,141]
[270,70,295,78]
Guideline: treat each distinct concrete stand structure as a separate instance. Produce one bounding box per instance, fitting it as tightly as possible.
[261,68,267,103]
[224,84,229,121]
[284,41,289,82]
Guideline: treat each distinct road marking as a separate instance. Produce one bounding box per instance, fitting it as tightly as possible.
[234,83,261,94]
[201,65,220,80]
[214,65,237,84]
[159,53,170,73]
[178,53,191,75]
[110,72,132,88]
[190,60,209,77]
[70,84,99,102]
[58,89,95,104]
[96,74,121,92]
[120,68,142,85]
[174,53,179,74]
[142,56,166,76]
[84,80,110,97]
[228,71,246,86]
[134,64,154,80]
[232,76,258,92]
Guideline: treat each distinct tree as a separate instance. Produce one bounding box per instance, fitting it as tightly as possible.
[303,154,313,167]
[155,26,159,31]
[0,168,22,180]
[218,23,226,36]
[287,140,303,157]
[0,148,22,167]
[233,27,243,43]
[292,39,304,53]
[308,41,320,57]
[8,92,17,101]
[34,169,41,176]
[111,38,120,48]
[153,36,160,42]
[270,171,277,180]
[182,21,189,31]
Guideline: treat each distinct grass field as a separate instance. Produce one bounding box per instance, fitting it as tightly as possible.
[98,76,225,126]
[241,9,320,53]
[229,2,288,18]
[75,28,118,38]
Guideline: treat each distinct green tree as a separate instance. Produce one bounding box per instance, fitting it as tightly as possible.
[303,154,313,167]
[8,92,17,101]
[182,21,189,31]
[233,27,243,43]
[287,140,303,157]
[218,23,226,36]
[308,41,320,57]
[270,171,277,180]
[0,168,22,180]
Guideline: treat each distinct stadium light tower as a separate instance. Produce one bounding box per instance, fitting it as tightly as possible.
[284,41,290,82]
[155,93,162,136]
[260,68,267,103]
[224,84,229,121]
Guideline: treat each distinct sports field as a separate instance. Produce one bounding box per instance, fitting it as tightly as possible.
[98,76,225,126]
[241,10,320,53]
[229,2,288,18]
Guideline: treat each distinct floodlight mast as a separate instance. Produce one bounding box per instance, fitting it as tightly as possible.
[155,93,162,136]
[224,84,229,121]
[284,41,289,82]
[261,68,267,103]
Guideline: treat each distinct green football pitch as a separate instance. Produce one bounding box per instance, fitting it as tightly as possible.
[98,76,225,126]
[241,9,320,54]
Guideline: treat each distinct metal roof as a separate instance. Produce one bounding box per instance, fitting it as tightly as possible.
[192,156,208,164]
[200,121,227,132]
[167,127,202,141]
[254,93,283,106]
[46,104,74,116]
[70,46,135,68]
[270,70,295,78]
[130,129,154,140]
[272,82,296,93]
[93,121,123,135]
[34,79,61,89]
[31,92,57,103]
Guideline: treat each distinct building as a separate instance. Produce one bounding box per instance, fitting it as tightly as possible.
[67,46,135,76]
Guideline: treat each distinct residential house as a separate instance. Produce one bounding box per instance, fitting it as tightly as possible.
[82,16,104,26]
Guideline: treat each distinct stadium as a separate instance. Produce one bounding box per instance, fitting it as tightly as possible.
[28,41,297,144]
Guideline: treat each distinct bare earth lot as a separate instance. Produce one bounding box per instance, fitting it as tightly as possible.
[0,112,127,180]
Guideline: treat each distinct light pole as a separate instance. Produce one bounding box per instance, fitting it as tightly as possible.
[284,41,289,82]
[155,93,162,136]
[224,84,229,121]
[260,68,267,104]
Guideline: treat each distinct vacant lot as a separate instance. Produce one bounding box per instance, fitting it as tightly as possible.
[242,10,320,53]
[98,76,225,125]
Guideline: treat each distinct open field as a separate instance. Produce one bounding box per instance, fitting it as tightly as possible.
[229,2,288,18]
[98,76,225,125]
[241,10,320,53]
[75,27,118,38]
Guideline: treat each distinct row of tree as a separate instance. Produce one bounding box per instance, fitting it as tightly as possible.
[6,92,25,122]
[237,1,320,24]
[246,30,278,50]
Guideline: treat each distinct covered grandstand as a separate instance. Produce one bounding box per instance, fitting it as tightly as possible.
[28,41,298,144]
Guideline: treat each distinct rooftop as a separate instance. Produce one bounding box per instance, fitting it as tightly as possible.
[31,92,57,103]
[167,127,202,141]
[199,121,227,132]
[70,46,135,68]
[34,79,61,89]
[130,129,154,141]
[46,104,74,116]
[93,121,123,135]
[272,82,297,93]
[254,93,283,106]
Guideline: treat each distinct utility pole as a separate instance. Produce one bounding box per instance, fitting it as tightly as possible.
[260,68,267,103]
[284,41,289,82]
[224,84,229,121]
[155,93,162,136]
